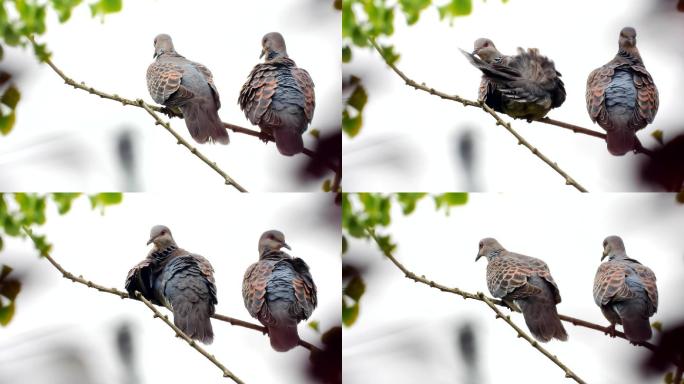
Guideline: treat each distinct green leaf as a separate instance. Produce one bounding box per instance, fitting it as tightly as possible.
[308,320,320,332]
[0,110,16,135]
[89,0,122,16]
[438,0,472,20]
[0,265,12,281]
[359,193,392,226]
[399,0,431,25]
[342,45,352,63]
[1,85,20,109]
[32,42,52,62]
[0,235,3,251]
[322,179,332,192]
[89,193,123,212]
[309,128,320,139]
[433,193,468,214]
[52,193,81,214]
[379,44,400,66]
[342,235,348,255]
[0,300,15,326]
[396,193,427,215]
[30,233,52,257]
[651,321,663,332]
[664,371,673,384]
[0,44,3,60]
[0,280,20,301]
[347,83,368,111]
[342,299,360,327]
[342,109,363,137]
[344,274,366,301]
[375,234,396,255]
[50,0,84,22]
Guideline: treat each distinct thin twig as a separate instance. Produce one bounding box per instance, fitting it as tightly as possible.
[134,291,245,383]
[137,101,247,192]
[21,226,320,354]
[557,314,656,350]
[27,35,340,189]
[369,38,592,192]
[478,293,587,384]
[366,228,586,383]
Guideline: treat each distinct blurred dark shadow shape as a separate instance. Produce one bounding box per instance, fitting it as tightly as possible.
[638,133,684,192]
[307,326,342,384]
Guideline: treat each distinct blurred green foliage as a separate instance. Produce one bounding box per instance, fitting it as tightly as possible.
[341,192,468,326]
[342,0,507,137]
[0,0,123,135]
[0,193,123,326]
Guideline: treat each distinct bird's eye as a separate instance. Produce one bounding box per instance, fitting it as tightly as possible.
[161,230,166,235]
[479,242,483,248]
[483,42,489,47]
[603,241,607,247]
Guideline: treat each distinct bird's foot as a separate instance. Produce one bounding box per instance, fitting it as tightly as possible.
[605,324,617,338]
[259,131,273,143]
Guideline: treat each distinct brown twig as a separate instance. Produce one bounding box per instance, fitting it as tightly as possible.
[134,291,245,383]
[27,35,340,189]
[369,38,594,192]
[22,226,321,354]
[365,228,587,383]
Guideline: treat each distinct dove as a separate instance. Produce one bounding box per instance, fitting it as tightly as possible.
[125,225,217,344]
[239,32,315,156]
[460,38,566,120]
[594,235,658,342]
[147,34,229,145]
[476,237,567,342]
[242,230,317,351]
[586,27,659,156]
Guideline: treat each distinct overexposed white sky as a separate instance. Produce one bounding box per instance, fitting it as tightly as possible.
[343,0,684,192]
[0,194,341,384]
[0,0,341,192]
[343,193,684,384]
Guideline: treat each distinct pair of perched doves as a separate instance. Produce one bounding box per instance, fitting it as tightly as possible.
[476,236,658,343]
[125,226,317,352]
[146,32,315,156]
[461,27,658,156]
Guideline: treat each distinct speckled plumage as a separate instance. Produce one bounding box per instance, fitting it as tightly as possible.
[125,225,217,344]
[239,32,315,156]
[586,27,658,156]
[242,230,317,351]
[594,236,658,342]
[461,38,565,121]
[476,238,567,342]
[147,34,229,145]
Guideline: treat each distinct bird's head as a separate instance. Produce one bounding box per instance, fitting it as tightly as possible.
[258,229,291,255]
[260,32,288,61]
[476,237,504,262]
[153,34,174,59]
[618,27,637,50]
[147,225,175,248]
[472,38,499,63]
[602,235,626,261]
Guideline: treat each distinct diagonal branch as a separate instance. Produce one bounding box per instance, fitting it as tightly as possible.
[369,38,592,192]
[365,227,587,383]
[21,226,321,354]
[134,291,245,383]
[27,35,341,190]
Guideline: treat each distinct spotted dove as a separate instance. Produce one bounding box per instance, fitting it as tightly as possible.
[476,237,567,342]
[125,225,217,344]
[238,32,315,156]
[147,34,229,145]
[460,38,566,120]
[242,230,317,352]
[586,27,659,156]
[593,235,658,342]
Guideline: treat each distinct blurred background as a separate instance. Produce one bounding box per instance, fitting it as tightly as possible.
[0,0,341,192]
[343,193,684,384]
[343,0,684,191]
[0,193,341,384]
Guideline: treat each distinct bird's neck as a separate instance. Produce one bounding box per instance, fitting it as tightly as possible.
[151,244,177,262]
[259,248,289,261]
[487,249,503,260]
[608,250,628,260]
[617,46,643,65]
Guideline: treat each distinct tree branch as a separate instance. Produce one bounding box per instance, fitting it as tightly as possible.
[27,35,341,190]
[369,38,594,192]
[133,291,245,383]
[21,226,321,355]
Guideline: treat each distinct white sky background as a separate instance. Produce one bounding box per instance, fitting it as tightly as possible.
[343,193,684,384]
[0,193,341,384]
[0,0,341,192]
[343,0,684,192]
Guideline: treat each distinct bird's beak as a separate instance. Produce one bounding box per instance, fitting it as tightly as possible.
[475,254,482,262]
[601,249,608,260]
[146,237,154,246]
[260,48,265,59]
[471,48,478,56]
[282,242,291,250]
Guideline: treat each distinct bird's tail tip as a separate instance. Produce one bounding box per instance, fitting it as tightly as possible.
[268,325,299,352]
